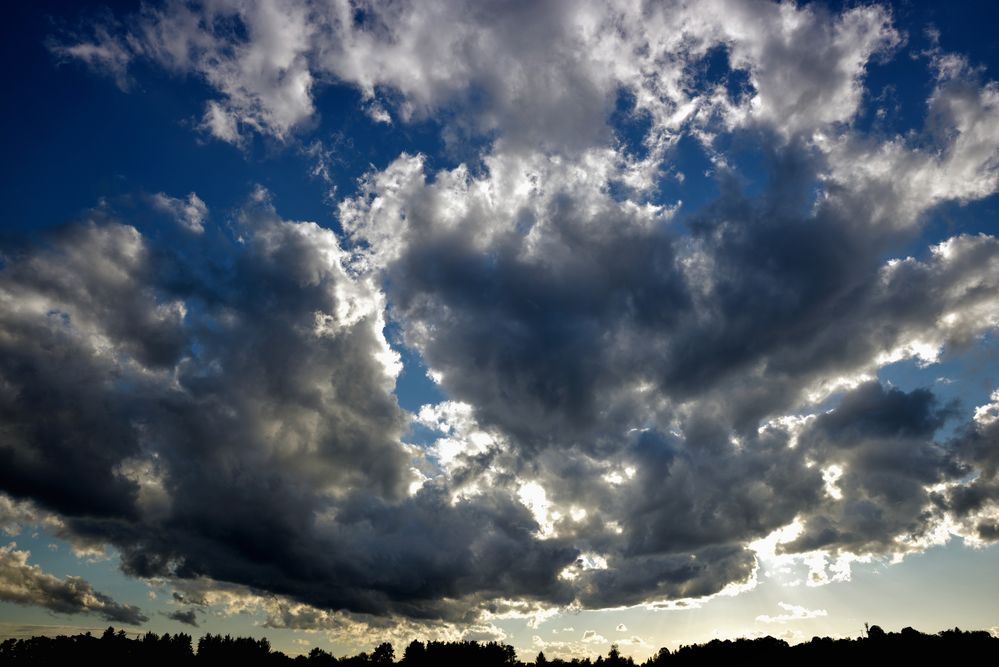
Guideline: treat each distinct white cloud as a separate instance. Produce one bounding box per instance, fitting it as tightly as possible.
[0,496,39,537]
[820,55,999,228]
[756,602,829,624]
[54,0,899,155]
[151,192,208,233]
[716,2,900,136]
[201,101,243,145]
[49,22,133,89]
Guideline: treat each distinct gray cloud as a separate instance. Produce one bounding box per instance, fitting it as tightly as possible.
[337,93,999,601]
[0,195,577,621]
[164,609,199,627]
[0,543,147,625]
[341,130,999,456]
[5,114,999,630]
[150,192,208,234]
[942,391,999,542]
[16,0,999,628]
[0,496,40,537]
[784,382,964,555]
[575,545,757,609]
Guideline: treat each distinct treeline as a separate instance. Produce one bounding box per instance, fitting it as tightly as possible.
[1,624,996,665]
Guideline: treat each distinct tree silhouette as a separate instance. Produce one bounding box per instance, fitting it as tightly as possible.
[606,643,632,666]
[373,642,395,664]
[1,624,997,665]
[402,639,426,665]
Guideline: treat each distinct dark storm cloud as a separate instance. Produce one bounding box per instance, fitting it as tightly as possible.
[941,393,999,541]
[811,382,956,443]
[575,544,757,608]
[782,382,965,555]
[341,141,999,589]
[385,197,690,453]
[5,150,999,621]
[164,609,199,627]
[350,147,999,459]
[617,421,821,557]
[112,482,577,620]
[0,544,147,625]
[0,198,577,620]
[0,222,177,519]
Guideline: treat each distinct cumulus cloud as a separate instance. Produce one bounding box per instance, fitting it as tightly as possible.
[335,134,999,602]
[0,193,577,621]
[721,2,899,135]
[0,543,147,625]
[820,54,999,228]
[0,496,39,537]
[51,0,898,155]
[943,391,999,543]
[756,602,828,624]
[783,382,963,556]
[18,0,999,633]
[164,608,199,627]
[0,198,408,611]
[150,192,208,233]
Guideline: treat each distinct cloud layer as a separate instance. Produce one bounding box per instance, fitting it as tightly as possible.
[53,0,901,151]
[4,0,998,634]
[0,544,146,625]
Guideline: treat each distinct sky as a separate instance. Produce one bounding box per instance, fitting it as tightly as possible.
[1,0,999,660]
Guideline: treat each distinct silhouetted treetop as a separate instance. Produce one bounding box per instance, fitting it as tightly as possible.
[0,625,996,666]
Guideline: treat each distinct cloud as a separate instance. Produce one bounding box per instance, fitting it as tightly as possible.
[164,609,199,627]
[943,391,999,543]
[714,2,900,136]
[756,602,828,624]
[150,192,208,234]
[336,131,999,604]
[0,495,39,536]
[127,0,316,144]
[51,0,898,153]
[8,97,992,623]
[0,543,147,625]
[48,18,133,90]
[164,576,509,654]
[19,0,999,631]
[821,54,999,227]
[781,382,963,555]
[0,194,577,621]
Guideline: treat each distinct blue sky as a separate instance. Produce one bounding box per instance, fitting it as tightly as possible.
[1,0,999,660]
